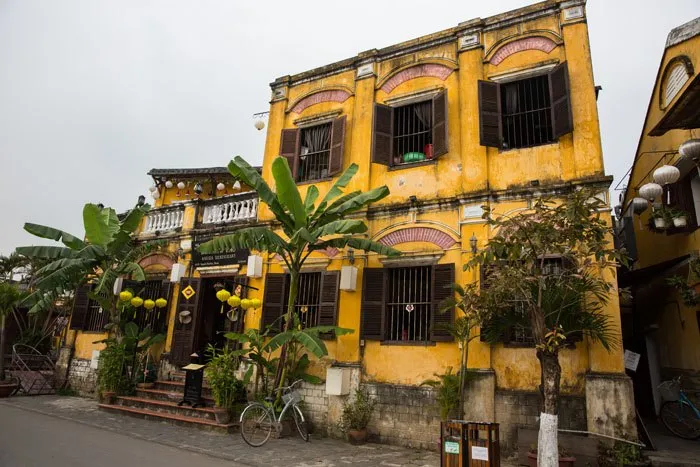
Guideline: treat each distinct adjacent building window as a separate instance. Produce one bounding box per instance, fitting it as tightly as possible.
[372,90,448,167]
[279,116,346,183]
[386,266,432,342]
[479,62,573,150]
[668,170,700,233]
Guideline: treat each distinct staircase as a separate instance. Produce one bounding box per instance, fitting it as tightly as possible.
[98,373,237,432]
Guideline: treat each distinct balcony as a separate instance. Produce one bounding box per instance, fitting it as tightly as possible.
[142,205,184,235]
[199,192,258,227]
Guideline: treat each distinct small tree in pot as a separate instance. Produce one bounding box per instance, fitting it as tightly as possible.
[205,344,246,424]
[339,388,376,445]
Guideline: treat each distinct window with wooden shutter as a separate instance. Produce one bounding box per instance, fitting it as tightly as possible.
[328,116,346,176]
[372,103,393,166]
[478,80,503,148]
[69,285,91,330]
[668,172,699,233]
[318,271,340,339]
[279,128,300,179]
[361,268,385,340]
[549,61,573,139]
[171,277,201,366]
[261,273,287,334]
[432,89,448,158]
[430,263,455,342]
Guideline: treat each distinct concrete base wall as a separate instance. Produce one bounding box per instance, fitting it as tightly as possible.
[67,358,98,396]
[585,373,637,440]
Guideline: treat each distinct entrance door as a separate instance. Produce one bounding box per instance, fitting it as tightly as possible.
[195,277,248,357]
[171,278,202,367]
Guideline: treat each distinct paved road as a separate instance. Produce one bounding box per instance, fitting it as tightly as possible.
[0,403,230,467]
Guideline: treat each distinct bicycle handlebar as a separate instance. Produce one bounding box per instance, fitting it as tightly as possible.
[272,379,303,394]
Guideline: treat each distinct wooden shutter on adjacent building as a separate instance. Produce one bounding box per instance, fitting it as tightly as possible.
[372,103,393,165]
[478,80,502,148]
[361,268,385,340]
[171,277,201,367]
[328,116,346,176]
[279,128,300,178]
[261,273,287,334]
[430,263,455,342]
[69,285,91,330]
[432,89,449,157]
[668,173,698,233]
[549,62,574,139]
[318,271,340,339]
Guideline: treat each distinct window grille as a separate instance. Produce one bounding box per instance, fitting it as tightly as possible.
[85,296,108,332]
[291,272,322,328]
[386,266,432,342]
[393,101,432,165]
[501,74,554,149]
[298,123,331,182]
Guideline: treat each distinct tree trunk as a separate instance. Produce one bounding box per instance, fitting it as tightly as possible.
[458,337,468,419]
[0,314,7,381]
[272,269,299,398]
[537,350,561,467]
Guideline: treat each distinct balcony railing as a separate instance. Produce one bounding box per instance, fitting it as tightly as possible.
[200,193,258,226]
[142,205,184,234]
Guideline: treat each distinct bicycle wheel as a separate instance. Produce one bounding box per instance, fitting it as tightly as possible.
[292,405,309,442]
[240,403,274,447]
[660,401,700,440]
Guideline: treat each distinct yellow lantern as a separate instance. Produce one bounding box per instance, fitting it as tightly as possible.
[216,289,231,303]
[119,290,133,302]
[250,298,261,309]
[240,298,251,309]
[144,299,155,310]
[130,297,143,308]
[155,298,167,308]
[227,295,241,308]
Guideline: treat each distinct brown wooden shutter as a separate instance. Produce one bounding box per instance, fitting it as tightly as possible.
[279,128,300,179]
[262,273,287,334]
[430,264,455,342]
[371,103,393,165]
[432,89,448,158]
[328,116,346,176]
[361,268,385,340]
[668,173,698,233]
[549,62,574,138]
[156,280,173,333]
[318,271,340,339]
[171,277,201,366]
[69,285,91,330]
[478,80,502,148]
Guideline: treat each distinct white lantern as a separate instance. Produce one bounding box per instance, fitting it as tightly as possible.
[639,183,663,201]
[165,180,173,189]
[254,120,265,131]
[151,190,160,199]
[217,182,225,191]
[632,197,648,215]
[679,138,700,160]
[149,185,157,192]
[177,181,186,190]
[653,165,680,185]
[233,180,242,192]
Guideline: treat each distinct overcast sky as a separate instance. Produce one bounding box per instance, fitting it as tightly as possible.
[1,1,698,255]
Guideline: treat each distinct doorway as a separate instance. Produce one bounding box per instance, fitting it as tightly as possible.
[194,277,247,358]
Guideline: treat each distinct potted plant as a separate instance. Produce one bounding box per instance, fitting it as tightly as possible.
[422,368,462,450]
[204,344,246,424]
[598,441,650,467]
[669,208,688,228]
[339,388,376,445]
[97,341,129,403]
[135,351,157,389]
[651,209,669,229]
[527,443,576,467]
[0,282,25,397]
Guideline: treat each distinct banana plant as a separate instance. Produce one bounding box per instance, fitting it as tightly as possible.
[0,282,27,381]
[16,202,162,336]
[200,156,400,399]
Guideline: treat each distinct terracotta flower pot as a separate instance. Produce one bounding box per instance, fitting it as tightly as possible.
[347,428,368,445]
[527,452,576,467]
[0,379,19,398]
[101,391,116,404]
[212,407,231,425]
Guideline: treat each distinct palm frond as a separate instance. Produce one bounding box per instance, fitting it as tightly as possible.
[15,246,75,260]
[23,223,85,250]
[313,236,400,257]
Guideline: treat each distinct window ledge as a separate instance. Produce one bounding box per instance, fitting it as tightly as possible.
[297,177,333,186]
[498,141,558,154]
[380,340,437,347]
[388,160,437,171]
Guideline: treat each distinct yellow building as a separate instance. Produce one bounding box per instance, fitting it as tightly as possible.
[617,17,700,418]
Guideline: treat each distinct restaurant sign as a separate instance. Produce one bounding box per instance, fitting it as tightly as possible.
[192,235,249,268]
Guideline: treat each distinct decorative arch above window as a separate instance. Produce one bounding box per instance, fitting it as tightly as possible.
[288,88,353,114]
[138,253,175,271]
[660,55,694,109]
[488,36,558,66]
[379,63,455,94]
[377,227,457,249]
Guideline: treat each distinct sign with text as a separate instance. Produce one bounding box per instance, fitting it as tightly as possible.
[471,446,489,461]
[624,349,641,372]
[444,441,459,454]
[192,235,249,268]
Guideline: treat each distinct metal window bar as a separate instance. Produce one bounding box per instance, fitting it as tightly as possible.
[292,272,322,329]
[501,74,554,150]
[298,124,331,183]
[393,101,432,165]
[386,266,431,342]
[85,297,108,332]
[131,280,168,333]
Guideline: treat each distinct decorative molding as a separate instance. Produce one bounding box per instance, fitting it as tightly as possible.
[487,60,559,83]
[281,257,331,273]
[377,227,457,249]
[288,89,353,114]
[356,63,376,79]
[384,85,444,106]
[271,88,286,101]
[293,109,342,127]
[458,33,480,51]
[489,36,557,66]
[379,63,455,93]
[380,251,444,266]
[562,6,584,21]
[319,247,340,258]
[139,253,175,270]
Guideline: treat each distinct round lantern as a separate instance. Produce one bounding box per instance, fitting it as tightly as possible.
[639,183,663,201]
[119,290,133,302]
[216,289,231,303]
[155,298,167,308]
[653,165,680,185]
[130,296,144,308]
[165,180,173,189]
[177,182,186,190]
[679,138,700,160]
[233,180,242,192]
[217,182,225,192]
[240,299,252,310]
[250,298,261,309]
[149,185,157,192]
[143,299,155,310]
[151,190,160,200]
[254,120,265,131]
[632,197,648,215]
[227,295,241,308]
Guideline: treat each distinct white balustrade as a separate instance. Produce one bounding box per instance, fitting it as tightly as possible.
[143,207,184,234]
[202,196,258,225]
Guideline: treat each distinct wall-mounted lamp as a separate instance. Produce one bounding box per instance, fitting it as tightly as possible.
[409,195,418,206]
[347,248,355,265]
[193,183,203,198]
[340,248,358,291]
[470,233,478,254]
[137,195,146,207]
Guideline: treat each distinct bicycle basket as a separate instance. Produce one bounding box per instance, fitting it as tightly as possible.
[282,390,302,405]
[658,380,681,401]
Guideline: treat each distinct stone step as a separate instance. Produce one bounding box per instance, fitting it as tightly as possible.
[154,380,212,397]
[98,403,237,433]
[115,396,218,421]
[136,388,215,405]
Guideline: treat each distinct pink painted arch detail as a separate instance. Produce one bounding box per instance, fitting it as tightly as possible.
[378,227,456,249]
[489,36,557,65]
[290,90,352,114]
[380,64,454,93]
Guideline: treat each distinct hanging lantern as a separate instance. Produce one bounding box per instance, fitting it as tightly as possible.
[639,183,663,201]
[216,289,231,314]
[155,298,167,308]
[194,182,203,196]
[233,180,242,192]
[143,299,156,311]
[632,197,648,215]
[149,185,157,192]
[250,298,261,309]
[130,296,144,308]
[254,120,265,131]
[151,190,160,200]
[217,182,225,192]
[165,180,173,189]
[177,181,185,190]
[227,295,241,308]
[679,138,700,160]
[653,165,681,185]
[119,290,133,302]
[240,299,252,310]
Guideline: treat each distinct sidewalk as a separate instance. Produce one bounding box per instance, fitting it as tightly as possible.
[0,395,440,467]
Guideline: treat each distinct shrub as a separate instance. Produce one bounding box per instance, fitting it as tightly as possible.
[339,388,376,432]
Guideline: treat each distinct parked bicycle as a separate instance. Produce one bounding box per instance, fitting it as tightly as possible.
[658,376,700,439]
[239,379,309,447]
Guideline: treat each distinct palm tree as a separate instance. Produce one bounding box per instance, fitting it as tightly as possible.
[0,253,28,282]
[200,156,399,395]
[16,202,161,336]
[0,282,26,382]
